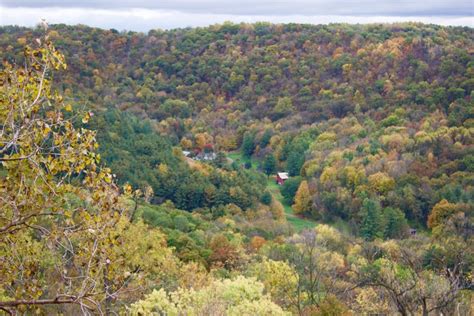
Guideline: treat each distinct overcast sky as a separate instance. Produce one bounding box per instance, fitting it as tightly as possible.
[1,0,473,31]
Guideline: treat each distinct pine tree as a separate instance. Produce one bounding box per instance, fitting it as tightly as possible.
[242,132,255,158]
[287,151,304,176]
[263,154,277,175]
[280,177,302,205]
[360,198,383,241]
[383,207,408,239]
[260,129,273,147]
[260,191,273,205]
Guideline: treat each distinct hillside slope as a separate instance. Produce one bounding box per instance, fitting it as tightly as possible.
[2,22,471,235]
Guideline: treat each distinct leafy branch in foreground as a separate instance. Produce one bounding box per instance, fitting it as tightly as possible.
[0,34,173,315]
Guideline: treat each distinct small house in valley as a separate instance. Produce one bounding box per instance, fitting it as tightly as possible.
[276,172,289,185]
[196,152,216,161]
[182,150,191,157]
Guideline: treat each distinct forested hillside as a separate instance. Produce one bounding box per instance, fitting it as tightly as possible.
[3,22,472,232]
[0,23,473,314]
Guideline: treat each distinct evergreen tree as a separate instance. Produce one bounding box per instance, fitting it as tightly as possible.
[213,152,228,168]
[383,207,408,239]
[360,198,383,241]
[280,177,302,205]
[242,132,255,158]
[287,151,305,176]
[260,129,273,148]
[263,154,277,175]
[260,191,273,205]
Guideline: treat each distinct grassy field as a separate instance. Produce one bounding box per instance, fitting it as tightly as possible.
[227,150,317,232]
[266,179,317,232]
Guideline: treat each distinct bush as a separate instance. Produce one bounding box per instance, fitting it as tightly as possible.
[174,215,193,232]
[142,207,173,228]
[260,191,273,205]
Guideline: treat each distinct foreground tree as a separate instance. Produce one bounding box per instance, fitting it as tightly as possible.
[0,35,174,314]
[253,259,299,309]
[287,228,348,313]
[130,276,289,315]
[357,240,470,316]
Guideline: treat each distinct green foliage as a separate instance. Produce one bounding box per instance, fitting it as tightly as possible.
[158,99,191,119]
[4,25,473,315]
[88,108,181,188]
[260,129,273,147]
[381,114,401,127]
[0,38,177,314]
[142,205,174,227]
[463,154,474,172]
[287,151,305,176]
[383,207,408,239]
[260,191,273,205]
[173,214,193,232]
[280,176,302,205]
[263,154,277,175]
[242,132,256,158]
[252,259,299,308]
[360,198,383,241]
[88,109,267,211]
[130,276,290,315]
[2,24,471,231]
[273,97,295,119]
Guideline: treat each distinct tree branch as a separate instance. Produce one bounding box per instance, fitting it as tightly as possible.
[0,212,57,233]
[0,295,79,308]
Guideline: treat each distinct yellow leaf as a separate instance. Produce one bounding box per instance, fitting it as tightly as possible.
[64,104,72,112]
[82,112,90,123]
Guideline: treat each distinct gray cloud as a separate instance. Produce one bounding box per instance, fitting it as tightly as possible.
[1,7,473,32]
[3,0,474,16]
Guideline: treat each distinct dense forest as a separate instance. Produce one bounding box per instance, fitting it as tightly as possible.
[0,22,473,314]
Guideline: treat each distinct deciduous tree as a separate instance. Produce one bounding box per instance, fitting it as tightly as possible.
[292,180,313,215]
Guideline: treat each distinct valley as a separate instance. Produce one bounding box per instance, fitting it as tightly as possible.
[0,22,472,315]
